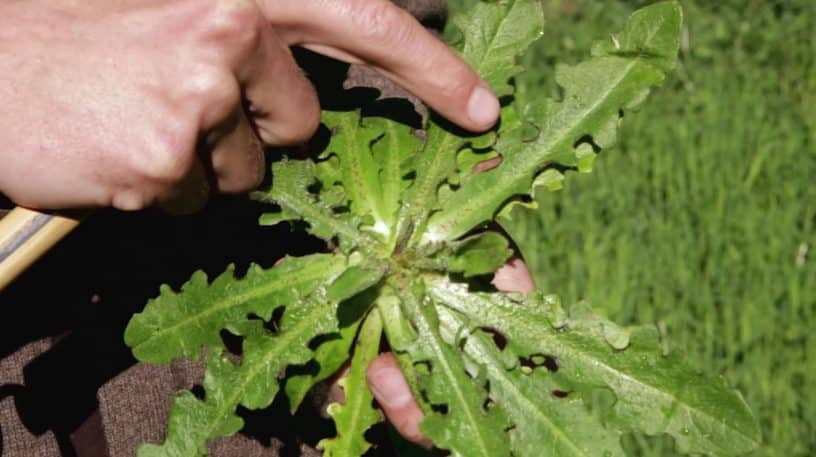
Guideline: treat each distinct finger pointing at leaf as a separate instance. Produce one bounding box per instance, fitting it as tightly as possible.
[257,0,501,132]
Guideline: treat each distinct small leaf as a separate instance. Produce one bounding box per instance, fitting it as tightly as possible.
[253,159,374,251]
[449,231,513,277]
[319,310,384,456]
[284,291,373,412]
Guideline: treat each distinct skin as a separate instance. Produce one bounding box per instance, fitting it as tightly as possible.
[0,0,499,213]
[0,0,506,447]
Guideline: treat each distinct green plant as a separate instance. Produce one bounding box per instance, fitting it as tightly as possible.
[123,1,761,456]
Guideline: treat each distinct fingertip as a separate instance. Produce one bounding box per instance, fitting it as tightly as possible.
[366,354,432,448]
[492,258,536,295]
[366,355,412,408]
[466,85,500,130]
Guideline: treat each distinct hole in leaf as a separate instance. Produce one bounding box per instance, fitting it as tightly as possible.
[306,180,322,195]
[542,356,559,373]
[308,332,341,351]
[480,327,507,350]
[519,354,558,373]
[482,397,497,412]
[431,403,449,415]
[285,359,319,379]
[362,421,391,456]
[573,134,601,153]
[413,361,431,376]
[331,204,352,215]
[190,384,205,400]
[266,306,286,333]
[219,329,244,356]
[307,124,333,159]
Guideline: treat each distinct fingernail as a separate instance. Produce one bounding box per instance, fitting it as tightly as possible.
[467,85,500,128]
[369,367,412,407]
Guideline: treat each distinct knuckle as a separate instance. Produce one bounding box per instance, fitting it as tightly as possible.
[211,0,262,50]
[353,0,412,44]
[186,68,240,104]
[183,69,241,126]
[130,127,196,184]
[438,69,475,100]
[111,188,151,212]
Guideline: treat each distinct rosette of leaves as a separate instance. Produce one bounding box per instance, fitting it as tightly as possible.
[124,1,761,456]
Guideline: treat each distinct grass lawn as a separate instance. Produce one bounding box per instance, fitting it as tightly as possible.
[450,1,815,455]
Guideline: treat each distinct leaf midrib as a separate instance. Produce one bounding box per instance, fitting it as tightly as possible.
[404,2,520,245]
[205,300,333,440]
[426,17,668,242]
[547,333,757,450]
[473,334,591,456]
[272,186,376,247]
[137,258,343,350]
[414,299,493,457]
[430,281,758,449]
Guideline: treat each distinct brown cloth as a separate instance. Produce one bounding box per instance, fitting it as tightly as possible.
[0,1,446,455]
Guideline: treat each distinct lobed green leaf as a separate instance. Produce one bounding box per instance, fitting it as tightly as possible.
[398,0,545,244]
[398,281,510,457]
[319,310,383,456]
[125,254,348,364]
[428,277,761,456]
[423,1,684,243]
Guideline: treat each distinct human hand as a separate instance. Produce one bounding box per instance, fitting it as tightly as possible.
[0,0,499,213]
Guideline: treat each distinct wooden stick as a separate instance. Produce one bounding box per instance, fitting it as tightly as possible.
[0,207,83,292]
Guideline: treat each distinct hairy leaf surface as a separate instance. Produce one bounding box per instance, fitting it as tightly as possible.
[438,307,626,457]
[399,281,509,457]
[423,1,683,242]
[255,160,374,251]
[125,254,348,364]
[319,310,383,456]
[399,0,544,242]
[284,290,373,412]
[428,278,761,456]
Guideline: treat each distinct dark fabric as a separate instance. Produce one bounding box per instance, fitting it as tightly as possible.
[0,0,446,455]
[0,339,62,456]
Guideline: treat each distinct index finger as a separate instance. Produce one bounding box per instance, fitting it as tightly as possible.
[259,0,500,132]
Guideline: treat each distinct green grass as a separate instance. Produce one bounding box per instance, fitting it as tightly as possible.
[450,1,816,455]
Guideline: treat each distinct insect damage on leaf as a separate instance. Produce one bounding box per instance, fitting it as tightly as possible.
[125,1,760,456]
